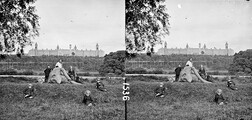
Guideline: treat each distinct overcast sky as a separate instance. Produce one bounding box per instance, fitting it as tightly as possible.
[25,0,252,54]
[158,0,252,53]
[25,0,125,54]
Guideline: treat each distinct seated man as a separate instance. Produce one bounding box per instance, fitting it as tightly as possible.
[198,65,213,82]
[82,90,94,106]
[96,78,107,92]
[185,58,193,67]
[23,84,35,99]
[198,65,207,79]
[227,77,238,90]
[68,66,76,81]
[154,82,166,97]
[214,89,226,105]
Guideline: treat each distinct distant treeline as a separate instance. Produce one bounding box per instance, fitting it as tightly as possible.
[0,54,234,74]
[126,54,233,71]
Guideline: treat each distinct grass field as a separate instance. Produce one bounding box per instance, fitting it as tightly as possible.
[0,77,252,120]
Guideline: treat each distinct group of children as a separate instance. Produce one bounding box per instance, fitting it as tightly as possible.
[23,78,107,107]
[24,76,238,106]
[154,76,238,105]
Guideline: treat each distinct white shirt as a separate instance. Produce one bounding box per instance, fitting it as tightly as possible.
[186,61,193,67]
[55,62,62,68]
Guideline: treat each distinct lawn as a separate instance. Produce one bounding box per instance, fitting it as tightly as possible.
[0,77,252,120]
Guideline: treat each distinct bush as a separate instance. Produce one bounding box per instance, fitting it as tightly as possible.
[126,68,147,74]
[0,69,34,75]
[20,70,34,75]
[78,72,91,76]
[0,68,18,75]
[147,69,164,74]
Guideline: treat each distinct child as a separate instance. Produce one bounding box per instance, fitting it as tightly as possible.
[227,77,238,90]
[96,79,107,92]
[214,89,225,105]
[82,90,94,106]
[23,84,35,99]
[154,82,166,97]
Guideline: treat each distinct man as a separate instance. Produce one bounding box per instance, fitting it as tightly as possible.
[96,78,107,92]
[68,66,76,81]
[198,65,206,79]
[174,65,182,82]
[44,66,52,83]
[154,82,166,97]
[23,84,35,99]
[185,58,193,67]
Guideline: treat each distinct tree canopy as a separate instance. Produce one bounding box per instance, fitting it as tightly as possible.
[126,0,170,52]
[229,49,252,75]
[0,0,39,53]
[99,50,126,75]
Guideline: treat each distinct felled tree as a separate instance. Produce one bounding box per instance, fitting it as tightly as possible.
[126,0,170,52]
[0,0,39,54]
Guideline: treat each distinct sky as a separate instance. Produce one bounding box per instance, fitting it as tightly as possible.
[158,0,252,53]
[25,0,125,54]
[25,0,252,54]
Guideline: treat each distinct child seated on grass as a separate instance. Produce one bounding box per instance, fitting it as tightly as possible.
[214,89,226,105]
[154,82,166,98]
[82,90,94,106]
[96,79,107,92]
[23,84,35,99]
[227,77,238,90]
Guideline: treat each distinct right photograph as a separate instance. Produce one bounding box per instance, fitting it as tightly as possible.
[125,0,252,119]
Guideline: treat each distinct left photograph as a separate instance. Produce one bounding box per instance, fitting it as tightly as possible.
[0,0,126,119]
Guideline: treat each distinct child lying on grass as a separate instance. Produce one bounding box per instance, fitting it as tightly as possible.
[23,84,35,99]
[227,77,238,90]
[96,79,107,92]
[154,82,166,98]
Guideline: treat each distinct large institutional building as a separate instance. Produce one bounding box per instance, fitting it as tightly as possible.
[157,42,234,56]
[28,43,105,57]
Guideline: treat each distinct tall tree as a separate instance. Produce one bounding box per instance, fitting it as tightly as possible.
[0,0,39,53]
[229,49,252,75]
[126,0,170,52]
[99,50,126,75]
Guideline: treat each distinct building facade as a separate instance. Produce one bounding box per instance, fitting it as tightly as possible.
[28,43,105,57]
[157,42,234,56]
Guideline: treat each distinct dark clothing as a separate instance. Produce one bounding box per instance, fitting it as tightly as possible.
[175,67,182,81]
[96,81,106,91]
[206,75,213,82]
[82,95,93,105]
[23,87,35,98]
[75,75,81,83]
[227,80,237,90]
[68,69,76,81]
[154,86,166,97]
[214,94,225,104]
[198,68,206,79]
[44,68,52,82]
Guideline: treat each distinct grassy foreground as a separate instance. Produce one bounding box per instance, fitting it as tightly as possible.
[0,77,252,120]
